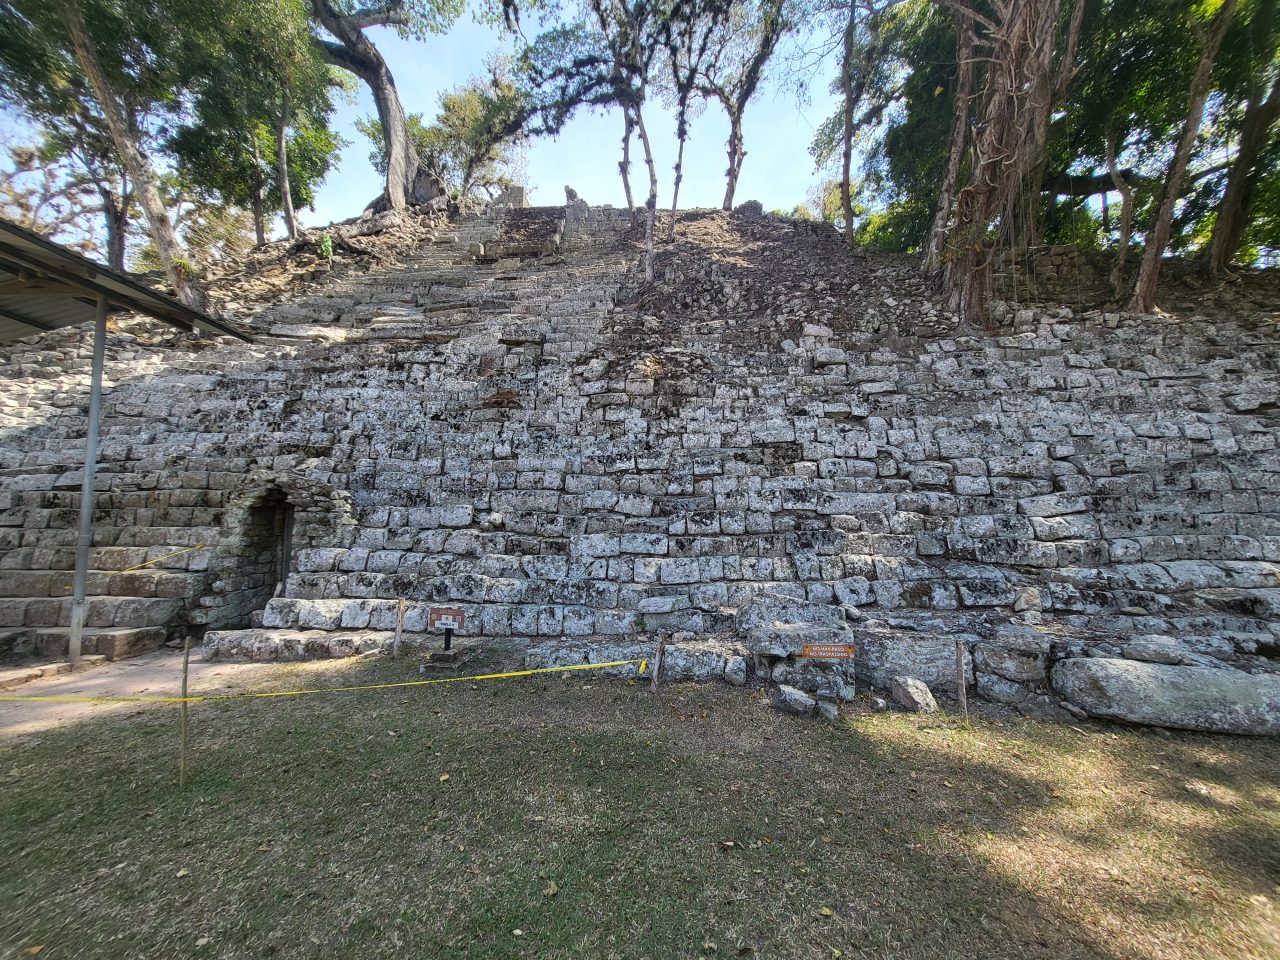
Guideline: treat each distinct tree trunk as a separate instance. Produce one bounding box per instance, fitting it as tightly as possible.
[1205,75,1280,275]
[940,0,1073,322]
[619,108,636,218]
[100,187,127,272]
[1130,0,1237,312]
[61,2,201,308]
[722,112,744,211]
[635,108,659,283]
[310,0,421,211]
[839,2,857,246]
[924,9,974,273]
[1105,127,1133,299]
[277,90,299,239]
[669,131,686,241]
[250,139,267,246]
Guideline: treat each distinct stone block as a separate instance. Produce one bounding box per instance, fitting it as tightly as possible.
[888,676,938,712]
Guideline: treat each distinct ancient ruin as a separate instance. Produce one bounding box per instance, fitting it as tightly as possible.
[2,202,1278,732]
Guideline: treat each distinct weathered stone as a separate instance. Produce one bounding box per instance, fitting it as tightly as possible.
[973,642,1047,683]
[1051,658,1280,734]
[1,203,1276,714]
[746,623,850,658]
[1123,635,1190,665]
[976,671,1029,704]
[856,628,974,691]
[771,660,856,701]
[771,683,816,716]
[888,675,938,713]
[661,643,728,682]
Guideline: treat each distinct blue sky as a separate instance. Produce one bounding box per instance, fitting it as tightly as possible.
[307,18,842,227]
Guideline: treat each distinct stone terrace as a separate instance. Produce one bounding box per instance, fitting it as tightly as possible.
[1,204,1277,723]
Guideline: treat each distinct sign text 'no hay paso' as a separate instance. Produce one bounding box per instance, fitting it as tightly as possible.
[801,642,856,660]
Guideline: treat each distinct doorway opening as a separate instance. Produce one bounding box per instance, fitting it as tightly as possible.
[203,486,296,632]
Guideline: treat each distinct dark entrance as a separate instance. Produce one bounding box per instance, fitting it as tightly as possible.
[244,488,294,615]
[202,486,296,632]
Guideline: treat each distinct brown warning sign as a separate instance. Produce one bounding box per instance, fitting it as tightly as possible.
[428,606,465,631]
[801,643,856,659]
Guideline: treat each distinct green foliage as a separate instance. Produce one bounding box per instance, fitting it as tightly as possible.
[0,0,339,256]
[357,67,529,197]
[831,0,1278,264]
[1041,200,1107,252]
[167,0,342,233]
[518,19,637,135]
[322,0,468,39]
[852,199,932,253]
[130,176,257,271]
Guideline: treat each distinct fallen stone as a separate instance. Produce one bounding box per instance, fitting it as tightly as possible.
[1051,658,1280,734]
[724,655,748,686]
[771,683,816,717]
[888,675,938,713]
[976,671,1029,704]
[771,660,856,701]
[816,700,840,723]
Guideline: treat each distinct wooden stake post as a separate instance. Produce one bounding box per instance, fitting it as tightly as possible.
[955,637,969,721]
[179,635,191,788]
[393,597,405,658]
[650,638,665,691]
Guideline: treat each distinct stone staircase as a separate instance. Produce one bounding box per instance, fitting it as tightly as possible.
[0,203,640,667]
[1,203,1276,724]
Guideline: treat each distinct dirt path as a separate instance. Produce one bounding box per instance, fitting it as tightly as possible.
[0,651,276,737]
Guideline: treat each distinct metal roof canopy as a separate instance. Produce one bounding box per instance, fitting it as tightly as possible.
[0,218,251,668]
[0,218,251,344]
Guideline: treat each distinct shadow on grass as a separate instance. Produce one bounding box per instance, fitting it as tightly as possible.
[1,661,1277,960]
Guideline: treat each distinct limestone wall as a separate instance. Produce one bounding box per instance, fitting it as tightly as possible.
[1,206,1277,711]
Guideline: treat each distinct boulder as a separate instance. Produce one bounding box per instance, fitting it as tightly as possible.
[661,643,727,682]
[888,675,938,713]
[770,660,856,701]
[524,639,651,679]
[771,684,816,717]
[1051,658,1280,735]
[856,627,974,691]
[973,642,1047,683]
[746,623,849,658]
[976,671,1029,704]
[736,591,843,632]
[724,655,748,686]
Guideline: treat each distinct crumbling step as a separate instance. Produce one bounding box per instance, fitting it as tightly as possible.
[0,654,108,690]
[0,596,183,629]
[0,569,202,599]
[32,626,167,660]
[204,627,433,661]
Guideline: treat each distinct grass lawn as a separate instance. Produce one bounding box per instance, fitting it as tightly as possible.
[1,652,1278,960]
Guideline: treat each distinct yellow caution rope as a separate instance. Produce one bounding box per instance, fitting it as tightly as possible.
[0,658,649,704]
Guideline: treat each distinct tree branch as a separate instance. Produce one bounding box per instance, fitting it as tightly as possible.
[345,3,409,30]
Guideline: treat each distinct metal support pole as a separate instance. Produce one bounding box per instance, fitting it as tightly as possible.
[443,627,453,652]
[68,296,108,668]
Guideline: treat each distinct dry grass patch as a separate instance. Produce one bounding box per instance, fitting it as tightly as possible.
[1,654,1277,960]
